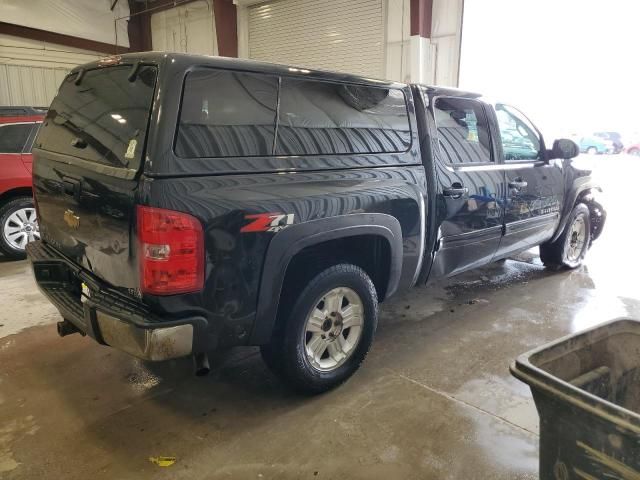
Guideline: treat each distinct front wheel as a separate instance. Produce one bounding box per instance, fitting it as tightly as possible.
[540,203,591,269]
[0,197,40,259]
[587,146,598,155]
[261,264,378,394]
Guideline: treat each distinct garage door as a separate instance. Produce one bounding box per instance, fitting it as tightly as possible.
[248,0,384,78]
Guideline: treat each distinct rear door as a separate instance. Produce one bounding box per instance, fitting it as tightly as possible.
[491,104,563,258]
[33,63,157,290]
[429,96,504,278]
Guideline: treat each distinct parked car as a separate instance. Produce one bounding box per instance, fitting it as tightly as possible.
[593,131,624,153]
[0,106,45,258]
[27,54,606,393]
[624,143,640,156]
[576,134,615,155]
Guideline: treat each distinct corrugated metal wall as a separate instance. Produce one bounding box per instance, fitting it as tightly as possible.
[431,0,463,87]
[247,0,385,78]
[0,65,68,107]
[0,34,100,106]
[151,1,218,56]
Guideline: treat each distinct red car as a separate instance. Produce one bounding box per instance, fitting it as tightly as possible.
[0,107,46,258]
[625,143,640,156]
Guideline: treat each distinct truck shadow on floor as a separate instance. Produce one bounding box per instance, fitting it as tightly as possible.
[113,254,581,403]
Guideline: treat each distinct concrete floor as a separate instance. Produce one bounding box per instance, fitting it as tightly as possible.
[1,155,638,479]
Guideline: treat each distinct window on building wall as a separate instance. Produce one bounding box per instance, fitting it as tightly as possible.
[275,78,411,156]
[434,97,492,164]
[175,69,278,158]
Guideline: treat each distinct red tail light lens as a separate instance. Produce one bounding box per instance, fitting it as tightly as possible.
[137,205,204,295]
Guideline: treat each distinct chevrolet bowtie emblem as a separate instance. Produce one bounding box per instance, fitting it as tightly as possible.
[64,209,80,229]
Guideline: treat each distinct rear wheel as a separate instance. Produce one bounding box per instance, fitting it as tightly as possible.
[540,203,591,269]
[0,197,39,259]
[587,147,598,155]
[629,148,640,157]
[261,264,378,394]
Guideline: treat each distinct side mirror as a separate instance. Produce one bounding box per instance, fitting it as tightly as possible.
[548,138,580,160]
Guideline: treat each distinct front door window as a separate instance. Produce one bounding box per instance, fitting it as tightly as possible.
[495,104,541,161]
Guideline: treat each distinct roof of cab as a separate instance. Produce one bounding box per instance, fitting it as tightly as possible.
[0,106,46,124]
[0,106,47,117]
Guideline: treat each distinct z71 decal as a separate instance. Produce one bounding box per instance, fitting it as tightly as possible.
[240,213,295,233]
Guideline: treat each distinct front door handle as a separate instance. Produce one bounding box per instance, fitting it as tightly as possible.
[443,183,469,198]
[509,179,528,189]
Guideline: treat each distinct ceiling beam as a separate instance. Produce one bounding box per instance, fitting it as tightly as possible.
[0,22,129,54]
[214,0,238,57]
[410,0,434,38]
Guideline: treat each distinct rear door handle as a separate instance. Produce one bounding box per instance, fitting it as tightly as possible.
[509,180,528,189]
[443,183,469,198]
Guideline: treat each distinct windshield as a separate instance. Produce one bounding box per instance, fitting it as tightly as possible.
[36,64,157,171]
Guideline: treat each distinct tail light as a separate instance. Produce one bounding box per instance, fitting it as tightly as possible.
[137,205,204,295]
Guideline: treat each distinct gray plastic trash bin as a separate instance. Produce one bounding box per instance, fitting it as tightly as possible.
[511,319,640,479]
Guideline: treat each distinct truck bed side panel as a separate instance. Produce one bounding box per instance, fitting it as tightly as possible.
[143,166,427,346]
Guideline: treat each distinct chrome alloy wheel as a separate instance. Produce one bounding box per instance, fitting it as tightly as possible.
[3,207,39,251]
[303,287,364,372]
[566,215,586,263]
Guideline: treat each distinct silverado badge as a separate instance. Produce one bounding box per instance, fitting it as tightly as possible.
[64,209,80,229]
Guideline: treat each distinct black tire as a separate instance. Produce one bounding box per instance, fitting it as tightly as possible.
[0,196,37,260]
[587,147,598,155]
[629,148,640,157]
[540,203,591,269]
[261,264,378,394]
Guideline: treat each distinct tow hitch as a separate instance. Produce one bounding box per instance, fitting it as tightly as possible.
[57,319,84,337]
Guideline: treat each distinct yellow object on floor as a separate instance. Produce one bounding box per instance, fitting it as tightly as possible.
[149,456,176,467]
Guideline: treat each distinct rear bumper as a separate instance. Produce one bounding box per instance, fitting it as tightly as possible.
[26,241,207,361]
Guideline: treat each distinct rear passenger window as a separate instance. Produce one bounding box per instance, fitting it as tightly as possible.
[176,70,278,158]
[0,123,32,153]
[434,98,492,164]
[276,78,410,156]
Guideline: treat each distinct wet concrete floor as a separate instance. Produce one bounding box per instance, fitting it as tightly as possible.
[0,156,637,479]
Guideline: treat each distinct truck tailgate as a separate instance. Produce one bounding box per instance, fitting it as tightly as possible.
[32,63,157,291]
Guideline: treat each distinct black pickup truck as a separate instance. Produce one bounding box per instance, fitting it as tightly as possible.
[27,53,605,393]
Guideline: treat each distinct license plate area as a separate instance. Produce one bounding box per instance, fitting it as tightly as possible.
[33,261,81,297]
